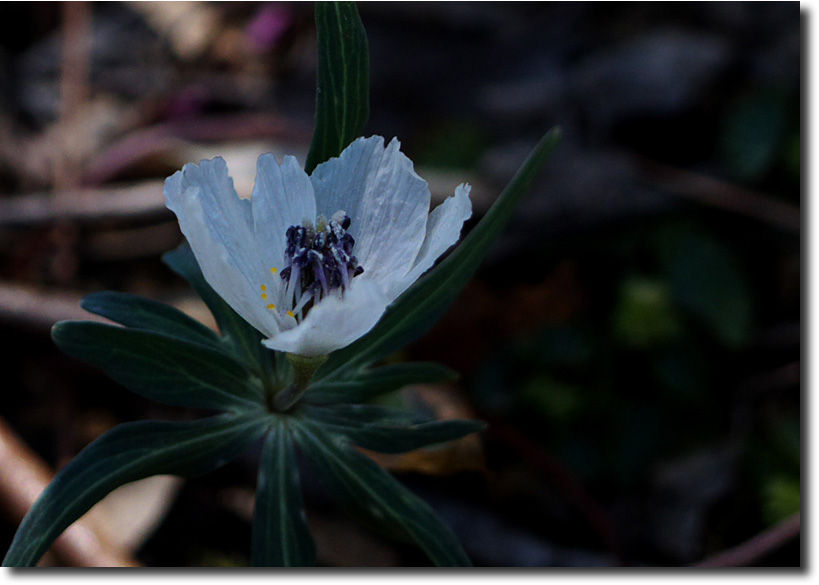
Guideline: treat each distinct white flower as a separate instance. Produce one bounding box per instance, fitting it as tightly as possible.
[164,136,472,357]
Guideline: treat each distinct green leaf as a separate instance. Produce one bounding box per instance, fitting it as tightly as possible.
[81,290,222,349]
[612,276,681,349]
[762,475,800,526]
[318,127,561,379]
[719,88,789,181]
[660,226,753,347]
[305,361,458,404]
[304,1,369,175]
[293,419,472,566]
[3,413,269,567]
[163,242,276,381]
[299,403,484,454]
[252,424,316,567]
[52,321,265,411]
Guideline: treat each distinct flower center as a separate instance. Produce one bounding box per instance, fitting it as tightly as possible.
[264,210,363,323]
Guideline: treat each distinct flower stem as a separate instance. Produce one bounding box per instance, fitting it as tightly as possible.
[272,354,328,412]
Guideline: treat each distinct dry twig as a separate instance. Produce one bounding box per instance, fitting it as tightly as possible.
[0,181,167,228]
[0,416,140,567]
[55,1,93,192]
[640,159,800,234]
[488,419,625,565]
[0,281,109,331]
[693,512,800,567]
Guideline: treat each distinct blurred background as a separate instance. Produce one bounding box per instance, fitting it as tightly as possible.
[0,1,800,567]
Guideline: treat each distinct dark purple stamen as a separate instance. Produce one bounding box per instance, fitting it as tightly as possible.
[280,213,363,313]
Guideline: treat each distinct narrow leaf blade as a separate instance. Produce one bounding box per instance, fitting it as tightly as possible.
[252,424,316,567]
[319,128,561,379]
[300,403,484,454]
[52,321,265,411]
[294,420,472,566]
[304,1,369,174]
[306,362,458,404]
[3,413,269,567]
[662,227,753,347]
[81,290,222,349]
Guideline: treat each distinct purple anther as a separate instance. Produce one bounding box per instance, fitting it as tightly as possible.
[308,250,329,296]
[279,212,364,316]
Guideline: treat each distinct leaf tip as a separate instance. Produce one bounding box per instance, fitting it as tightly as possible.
[50,319,81,351]
[79,291,106,314]
[50,319,70,339]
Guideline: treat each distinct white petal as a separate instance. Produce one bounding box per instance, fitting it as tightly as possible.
[310,136,430,291]
[164,158,280,338]
[387,183,473,300]
[251,154,316,273]
[261,280,389,357]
